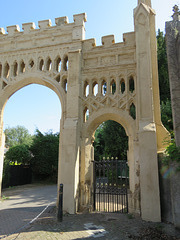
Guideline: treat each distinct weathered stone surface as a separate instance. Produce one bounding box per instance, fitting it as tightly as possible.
[0,0,169,223]
[165,5,180,229]
[166,6,180,147]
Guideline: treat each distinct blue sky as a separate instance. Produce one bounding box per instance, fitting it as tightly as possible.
[1,0,179,135]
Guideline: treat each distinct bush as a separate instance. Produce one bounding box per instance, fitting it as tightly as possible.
[163,137,180,172]
[30,130,59,182]
[2,159,11,188]
[5,144,32,165]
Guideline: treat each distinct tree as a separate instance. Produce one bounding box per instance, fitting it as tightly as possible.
[4,125,33,148]
[157,29,173,132]
[5,144,32,165]
[157,29,170,103]
[93,120,128,160]
[30,129,59,181]
[161,99,173,132]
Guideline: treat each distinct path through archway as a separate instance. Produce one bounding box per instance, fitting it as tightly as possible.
[1,83,62,198]
[93,120,129,213]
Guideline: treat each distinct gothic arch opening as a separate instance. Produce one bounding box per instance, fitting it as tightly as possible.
[92,119,129,212]
[0,79,62,194]
[120,78,125,94]
[20,61,25,73]
[110,79,116,95]
[4,63,10,79]
[13,62,18,77]
[81,107,138,213]
[92,81,98,96]
[101,80,107,96]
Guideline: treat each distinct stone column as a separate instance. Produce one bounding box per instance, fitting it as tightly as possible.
[128,136,141,215]
[57,49,82,214]
[79,137,94,211]
[134,3,161,222]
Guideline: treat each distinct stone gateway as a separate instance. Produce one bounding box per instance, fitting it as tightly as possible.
[0,0,169,222]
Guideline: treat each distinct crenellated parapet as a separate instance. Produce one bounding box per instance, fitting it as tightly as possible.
[0,13,87,52]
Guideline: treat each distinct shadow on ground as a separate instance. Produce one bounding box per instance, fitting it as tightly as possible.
[2,208,180,240]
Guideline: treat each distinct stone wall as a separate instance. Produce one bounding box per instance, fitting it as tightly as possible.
[166,5,180,146]
[165,5,180,228]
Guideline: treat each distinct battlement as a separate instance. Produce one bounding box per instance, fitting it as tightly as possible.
[82,32,135,51]
[0,13,87,39]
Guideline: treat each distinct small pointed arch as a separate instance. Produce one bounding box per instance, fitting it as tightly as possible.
[29,59,34,68]
[46,57,52,71]
[4,62,10,78]
[110,78,116,95]
[84,80,89,97]
[63,55,68,71]
[39,59,44,71]
[129,75,135,93]
[20,60,25,73]
[92,80,98,96]
[0,63,2,77]
[13,61,18,77]
[55,56,61,72]
[101,78,107,96]
[61,76,67,93]
[83,106,89,123]
[120,78,125,94]
[129,102,136,120]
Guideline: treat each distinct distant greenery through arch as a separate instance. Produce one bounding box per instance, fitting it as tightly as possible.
[93,120,128,161]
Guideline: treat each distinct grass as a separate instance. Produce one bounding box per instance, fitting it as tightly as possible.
[0,195,10,201]
[127,213,134,219]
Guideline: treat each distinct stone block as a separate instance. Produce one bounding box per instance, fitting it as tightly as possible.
[123,32,135,46]
[22,22,36,33]
[38,19,52,29]
[7,25,20,36]
[55,16,69,26]
[83,39,96,49]
[0,28,5,35]
[73,13,87,26]
[102,35,115,47]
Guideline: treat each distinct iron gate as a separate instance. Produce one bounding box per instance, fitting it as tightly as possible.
[93,158,129,213]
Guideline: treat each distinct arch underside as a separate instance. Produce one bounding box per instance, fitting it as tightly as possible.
[0,73,65,115]
[83,107,136,139]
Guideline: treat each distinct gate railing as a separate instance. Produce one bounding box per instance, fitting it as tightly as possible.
[93,158,129,213]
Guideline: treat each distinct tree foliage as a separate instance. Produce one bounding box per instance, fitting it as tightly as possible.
[4,125,33,148]
[161,99,173,132]
[5,144,32,165]
[157,29,170,103]
[163,136,180,172]
[30,129,59,181]
[93,120,128,161]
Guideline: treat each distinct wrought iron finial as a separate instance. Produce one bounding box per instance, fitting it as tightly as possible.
[172,5,180,21]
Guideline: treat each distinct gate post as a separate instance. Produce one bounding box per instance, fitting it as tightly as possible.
[79,137,94,211]
[134,2,165,222]
[57,49,82,214]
